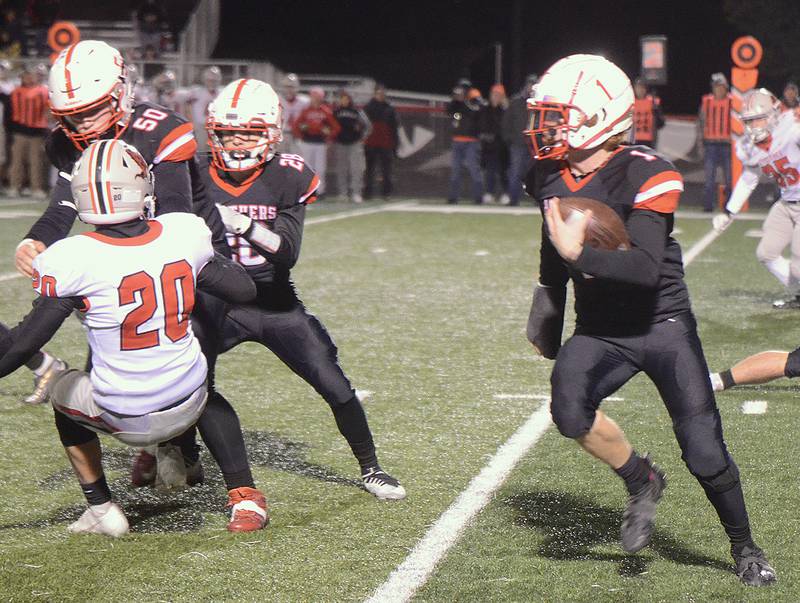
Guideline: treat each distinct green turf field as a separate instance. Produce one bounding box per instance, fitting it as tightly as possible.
[0,200,797,601]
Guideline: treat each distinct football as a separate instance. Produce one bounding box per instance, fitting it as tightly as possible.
[556,196,630,250]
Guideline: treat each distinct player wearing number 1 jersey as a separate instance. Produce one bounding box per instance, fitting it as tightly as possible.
[714,88,800,309]
[0,140,256,536]
[203,78,406,500]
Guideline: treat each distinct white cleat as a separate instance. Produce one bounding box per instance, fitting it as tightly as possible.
[68,502,129,537]
[362,468,407,500]
[154,443,188,491]
[24,356,67,405]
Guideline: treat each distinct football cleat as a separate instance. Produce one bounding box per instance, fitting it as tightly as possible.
[620,456,666,553]
[23,357,67,405]
[68,502,129,537]
[186,459,204,487]
[130,447,157,488]
[361,467,407,500]
[772,295,800,310]
[732,543,777,586]
[154,443,187,491]
[226,487,269,532]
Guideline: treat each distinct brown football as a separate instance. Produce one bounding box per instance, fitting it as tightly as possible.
[556,196,630,251]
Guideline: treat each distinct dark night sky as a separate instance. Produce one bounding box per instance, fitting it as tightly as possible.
[214,0,767,114]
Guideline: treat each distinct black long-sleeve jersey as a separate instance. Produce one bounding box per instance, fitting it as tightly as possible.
[198,152,320,310]
[526,145,691,334]
[26,102,230,257]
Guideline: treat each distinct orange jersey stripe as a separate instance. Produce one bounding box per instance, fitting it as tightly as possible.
[155,122,194,156]
[639,170,683,194]
[633,190,680,213]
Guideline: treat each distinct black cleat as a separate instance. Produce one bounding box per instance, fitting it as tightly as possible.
[620,456,666,553]
[732,543,777,587]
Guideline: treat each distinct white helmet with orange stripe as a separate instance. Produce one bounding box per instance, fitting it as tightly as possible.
[207,78,282,172]
[741,88,780,143]
[526,54,634,160]
[70,140,155,225]
[49,40,134,149]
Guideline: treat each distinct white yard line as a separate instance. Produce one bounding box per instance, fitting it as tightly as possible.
[682,227,724,267]
[305,202,413,226]
[0,271,21,282]
[364,400,553,603]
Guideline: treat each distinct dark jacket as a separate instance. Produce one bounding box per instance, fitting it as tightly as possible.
[333,105,369,145]
[501,93,530,148]
[363,99,398,150]
[447,98,482,140]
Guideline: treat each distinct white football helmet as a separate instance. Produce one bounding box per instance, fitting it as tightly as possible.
[526,54,634,159]
[71,140,155,225]
[741,88,780,143]
[49,40,134,149]
[207,78,283,172]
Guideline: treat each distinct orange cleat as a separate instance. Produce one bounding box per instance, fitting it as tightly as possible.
[226,487,269,532]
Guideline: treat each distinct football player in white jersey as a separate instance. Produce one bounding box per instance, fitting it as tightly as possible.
[713,88,800,308]
[0,140,256,536]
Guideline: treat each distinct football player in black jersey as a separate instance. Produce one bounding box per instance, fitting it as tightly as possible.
[200,78,405,500]
[9,41,267,531]
[525,54,774,586]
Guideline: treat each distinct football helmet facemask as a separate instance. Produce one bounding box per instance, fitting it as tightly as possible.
[49,41,134,149]
[741,88,780,144]
[71,140,155,225]
[207,78,283,172]
[525,54,634,160]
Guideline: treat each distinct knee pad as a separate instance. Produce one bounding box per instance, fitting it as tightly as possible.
[697,461,740,494]
[785,348,800,378]
[54,408,98,447]
[550,399,594,439]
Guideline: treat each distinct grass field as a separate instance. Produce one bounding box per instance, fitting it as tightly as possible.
[0,199,798,602]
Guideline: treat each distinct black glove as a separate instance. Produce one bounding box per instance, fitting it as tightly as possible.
[526,283,567,359]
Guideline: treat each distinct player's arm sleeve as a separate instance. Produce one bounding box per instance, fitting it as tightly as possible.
[196,252,256,303]
[0,296,78,377]
[189,159,232,257]
[527,221,569,357]
[25,174,77,245]
[243,203,306,268]
[726,165,759,215]
[152,160,193,214]
[572,209,669,288]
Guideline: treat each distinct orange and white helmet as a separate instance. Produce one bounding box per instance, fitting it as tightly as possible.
[49,40,134,149]
[526,54,634,160]
[207,78,283,172]
[741,88,780,143]
[70,140,154,225]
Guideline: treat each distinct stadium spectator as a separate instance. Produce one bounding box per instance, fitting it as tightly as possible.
[0,60,16,184]
[293,86,340,197]
[632,77,664,147]
[698,72,732,212]
[480,83,508,204]
[502,74,537,206]
[363,83,398,200]
[140,45,163,81]
[333,89,369,203]
[151,70,188,116]
[135,0,169,55]
[279,72,308,155]
[780,82,799,112]
[0,6,25,58]
[8,67,48,199]
[446,83,484,204]
[185,66,223,152]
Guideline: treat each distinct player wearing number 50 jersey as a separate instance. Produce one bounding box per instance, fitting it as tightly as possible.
[203,78,406,500]
[714,88,800,308]
[0,140,255,537]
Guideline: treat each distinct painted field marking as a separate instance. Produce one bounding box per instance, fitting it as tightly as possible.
[364,400,553,603]
[741,400,767,415]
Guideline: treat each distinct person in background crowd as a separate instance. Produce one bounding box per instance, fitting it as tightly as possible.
[135,0,169,55]
[698,72,732,212]
[363,83,398,201]
[0,60,16,186]
[293,86,340,197]
[151,70,188,116]
[279,73,309,155]
[480,83,509,204]
[780,82,799,112]
[140,45,163,81]
[632,77,664,147]
[185,66,223,152]
[502,74,538,207]
[8,66,48,199]
[446,82,484,205]
[333,89,369,203]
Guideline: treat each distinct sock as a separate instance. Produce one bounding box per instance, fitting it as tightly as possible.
[719,369,736,390]
[700,481,753,548]
[614,451,652,495]
[196,391,255,490]
[331,396,378,472]
[26,351,47,372]
[80,475,112,506]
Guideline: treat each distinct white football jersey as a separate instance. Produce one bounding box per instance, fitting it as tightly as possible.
[280,93,309,130]
[31,213,213,415]
[728,111,800,212]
